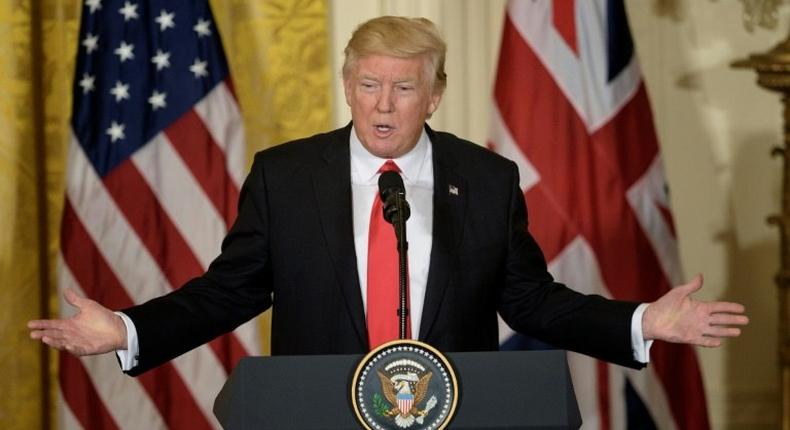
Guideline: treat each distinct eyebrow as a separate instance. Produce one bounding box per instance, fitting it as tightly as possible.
[357,74,419,84]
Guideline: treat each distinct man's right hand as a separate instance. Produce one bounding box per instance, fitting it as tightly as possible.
[28,288,127,356]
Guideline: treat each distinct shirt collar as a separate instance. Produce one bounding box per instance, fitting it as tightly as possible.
[349,125,430,184]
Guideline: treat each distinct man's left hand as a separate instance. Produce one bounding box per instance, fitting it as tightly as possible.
[642,274,748,347]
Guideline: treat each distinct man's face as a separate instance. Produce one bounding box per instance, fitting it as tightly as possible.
[344,54,442,158]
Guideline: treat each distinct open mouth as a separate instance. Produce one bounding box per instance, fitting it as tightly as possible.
[374,124,395,137]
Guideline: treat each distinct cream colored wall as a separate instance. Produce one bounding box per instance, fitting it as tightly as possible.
[328,1,780,428]
[628,2,780,428]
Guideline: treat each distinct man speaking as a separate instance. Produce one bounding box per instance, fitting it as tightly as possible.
[29,16,747,376]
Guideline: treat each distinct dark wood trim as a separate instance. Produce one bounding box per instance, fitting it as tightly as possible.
[29,0,51,428]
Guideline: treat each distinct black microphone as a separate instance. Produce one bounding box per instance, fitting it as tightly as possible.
[378,171,411,225]
[377,170,410,340]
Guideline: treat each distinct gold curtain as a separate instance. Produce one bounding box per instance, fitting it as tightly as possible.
[211,0,333,355]
[0,0,331,428]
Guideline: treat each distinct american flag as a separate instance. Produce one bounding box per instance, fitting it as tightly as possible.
[59,0,259,428]
[491,1,709,429]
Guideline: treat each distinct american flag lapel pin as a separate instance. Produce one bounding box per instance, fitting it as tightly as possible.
[448,184,459,196]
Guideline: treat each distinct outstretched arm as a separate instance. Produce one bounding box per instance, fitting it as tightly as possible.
[642,274,748,347]
[28,288,127,356]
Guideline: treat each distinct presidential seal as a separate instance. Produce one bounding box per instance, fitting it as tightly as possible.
[351,340,458,430]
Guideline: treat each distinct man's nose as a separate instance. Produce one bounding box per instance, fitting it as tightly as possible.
[376,87,394,113]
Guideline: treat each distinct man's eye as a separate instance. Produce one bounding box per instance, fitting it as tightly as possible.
[397,85,413,92]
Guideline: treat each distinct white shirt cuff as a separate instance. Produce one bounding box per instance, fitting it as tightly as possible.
[631,303,653,363]
[114,312,140,371]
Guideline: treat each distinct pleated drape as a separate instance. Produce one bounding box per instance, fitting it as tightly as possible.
[0,1,330,428]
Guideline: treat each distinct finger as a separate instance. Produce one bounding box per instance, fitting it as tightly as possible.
[31,328,64,341]
[705,326,742,338]
[708,302,746,315]
[30,330,46,340]
[28,319,48,329]
[697,336,721,348]
[28,319,66,330]
[41,336,66,351]
[709,314,749,326]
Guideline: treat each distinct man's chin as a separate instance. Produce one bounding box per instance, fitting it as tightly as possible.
[362,139,403,159]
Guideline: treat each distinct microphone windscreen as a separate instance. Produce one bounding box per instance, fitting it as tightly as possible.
[378,171,404,197]
[378,171,409,224]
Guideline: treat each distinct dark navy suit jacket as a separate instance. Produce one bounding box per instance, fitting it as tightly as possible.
[123,124,641,376]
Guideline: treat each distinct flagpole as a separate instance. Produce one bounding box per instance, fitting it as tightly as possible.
[733,34,790,430]
[29,0,51,427]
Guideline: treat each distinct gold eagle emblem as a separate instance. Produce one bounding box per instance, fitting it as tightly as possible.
[377,370,437,428]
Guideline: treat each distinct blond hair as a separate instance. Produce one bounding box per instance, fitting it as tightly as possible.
[342,16,447,94]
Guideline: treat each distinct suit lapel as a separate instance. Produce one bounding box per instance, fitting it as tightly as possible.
[419,128,468,341]
[311,126,368,345]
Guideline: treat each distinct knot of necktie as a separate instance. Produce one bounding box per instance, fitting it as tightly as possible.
[378,159,401,174]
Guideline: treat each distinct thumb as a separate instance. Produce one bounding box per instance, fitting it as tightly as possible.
[63,288,86,309]
[677,274,703,296]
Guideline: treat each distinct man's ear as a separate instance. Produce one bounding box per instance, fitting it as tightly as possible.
[427,89,443,117]
[343,78,353,107]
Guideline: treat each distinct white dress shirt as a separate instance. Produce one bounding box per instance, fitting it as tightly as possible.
[350,126,433,340]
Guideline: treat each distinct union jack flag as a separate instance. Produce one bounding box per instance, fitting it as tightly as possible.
[491,1,709,428]
[59,0,258,428]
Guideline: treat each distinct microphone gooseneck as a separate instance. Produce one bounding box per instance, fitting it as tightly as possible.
[377,170,410,340]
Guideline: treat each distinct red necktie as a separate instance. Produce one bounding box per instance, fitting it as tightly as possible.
[367,160,410,349]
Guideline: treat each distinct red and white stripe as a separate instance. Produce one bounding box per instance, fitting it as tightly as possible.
[492,1,709,429]
[398,397,414,415]
[59,80,259,430]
